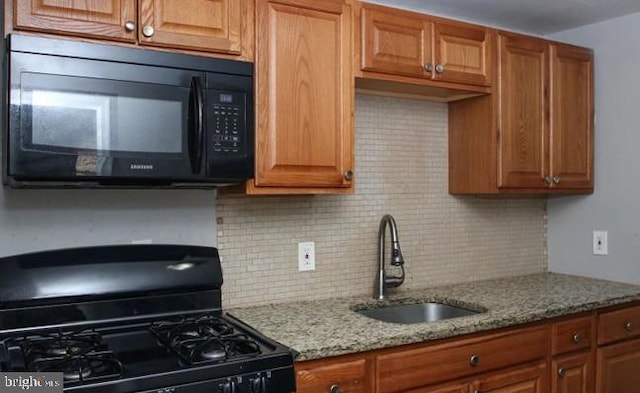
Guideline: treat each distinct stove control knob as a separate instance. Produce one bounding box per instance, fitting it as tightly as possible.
[221,381,237,393]
[251,376,267,393]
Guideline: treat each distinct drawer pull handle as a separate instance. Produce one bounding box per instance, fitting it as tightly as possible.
[625,321,633,331]
[470,354,480,366]
[573,333,582,344]
[330,385,341,393]
[558,368,566,377]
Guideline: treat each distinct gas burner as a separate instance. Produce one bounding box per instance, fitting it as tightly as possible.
[17,330,123,384]
[150,315,262,365]
[151,314,235,346]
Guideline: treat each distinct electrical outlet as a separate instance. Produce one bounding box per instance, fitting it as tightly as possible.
[298,242,315,271]
[593,231,608,256]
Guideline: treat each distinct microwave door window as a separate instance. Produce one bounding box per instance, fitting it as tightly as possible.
[31,90,112,151]
[21,73,187,158]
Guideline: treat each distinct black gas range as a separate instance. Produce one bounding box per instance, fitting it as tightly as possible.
[0,245,295,392]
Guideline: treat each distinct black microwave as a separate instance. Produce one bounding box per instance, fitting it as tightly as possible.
[3,34,254,188]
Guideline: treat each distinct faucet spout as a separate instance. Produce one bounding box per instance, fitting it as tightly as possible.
[374,214,405,300]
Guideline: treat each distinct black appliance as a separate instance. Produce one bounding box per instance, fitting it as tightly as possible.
[3,34,254,188]
[0,245,296,392]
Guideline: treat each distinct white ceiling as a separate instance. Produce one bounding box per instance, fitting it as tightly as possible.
[365,0,640,34]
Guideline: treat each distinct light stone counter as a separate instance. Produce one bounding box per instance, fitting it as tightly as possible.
[228,273,640,361]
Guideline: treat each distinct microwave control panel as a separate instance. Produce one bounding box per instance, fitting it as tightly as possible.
[208,91,247,157]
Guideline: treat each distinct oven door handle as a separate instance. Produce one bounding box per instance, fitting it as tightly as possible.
[188,76,204,175]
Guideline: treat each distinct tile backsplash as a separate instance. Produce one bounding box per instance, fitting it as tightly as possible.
[217,95,547,308]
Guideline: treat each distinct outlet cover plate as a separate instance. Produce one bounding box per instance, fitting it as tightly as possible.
[298,241,315,271]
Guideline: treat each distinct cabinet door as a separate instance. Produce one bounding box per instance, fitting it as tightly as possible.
[14,0,136,42]
[253,0,354,190]
[552,352,594,393]
[550,44,594,190]
[596,339,640,393]
[472,362,547,393]
[498,34,550,189]
[433,21,492,86]
[402,382,469,393]
[138,0,242,54]
[296,356,373,393]
[361,4,432,78]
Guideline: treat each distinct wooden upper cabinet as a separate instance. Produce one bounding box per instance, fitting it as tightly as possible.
[358,2,492,90]
[449,32,593,195]
[12,0,250,57]
[138,0,242,54]
[361,5,432,78]
[550,44,594,190]
[498,34,549,189]
[13,0,137,42]
[250,0,354,194]
[433,21,492,86]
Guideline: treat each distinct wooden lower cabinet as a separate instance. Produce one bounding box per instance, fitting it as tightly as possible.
[295,354,374,393]
[472,362,547,393]
[552,352,594,393]
[402,382,469,393]
[596,338,640,393]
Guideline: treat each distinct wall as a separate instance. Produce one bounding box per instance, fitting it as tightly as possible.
[0,188,217,257]
[217,95,547,308]
[547,13,640,284]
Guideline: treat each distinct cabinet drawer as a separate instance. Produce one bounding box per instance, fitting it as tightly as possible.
[295,355,373,393]
[551,315,594,355]
[376,325,548,393]
[598,304,640,345]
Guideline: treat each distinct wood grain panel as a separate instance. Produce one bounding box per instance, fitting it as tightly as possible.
[472,362,547,393]
[498,33,549,189]
[361,4,432,78]
[139,0,242,54]
[253,0,353,189]
[295,355,374,393]
[14,0,136,41]
[598,304,640,345]
[550,44,594,190]
[434,21,492,86]
[376,325,548,392]
[403,382,469,393]
[596,338,640,393]
[552,315,595,356]
[552,351,595,393]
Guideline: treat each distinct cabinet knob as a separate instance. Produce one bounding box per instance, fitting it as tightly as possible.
[572,333,582,344]
[553,176,561,184]
[329,385,341,393]
[625,321,633,331]
[544,176,552,184]
[474,390,481,393]
[435,64,445,73]
[344,170,354,181]
[425,63,434,72]
[558,368,566,377]
[470,354,480,366]
[124,21,136,32]
[142,25,155,38]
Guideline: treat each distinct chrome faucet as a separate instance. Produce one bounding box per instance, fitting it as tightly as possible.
[374,214,405,300]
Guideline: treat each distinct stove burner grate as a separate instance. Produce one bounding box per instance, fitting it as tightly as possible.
[16,330,123,385]
[150,314,262,365]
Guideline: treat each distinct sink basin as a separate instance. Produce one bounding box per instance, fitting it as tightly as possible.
[357,302,481,324]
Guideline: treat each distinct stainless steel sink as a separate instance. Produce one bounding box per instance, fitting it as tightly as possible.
[357,302,481,324]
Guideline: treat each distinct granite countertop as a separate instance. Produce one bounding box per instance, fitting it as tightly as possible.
[228,273,640,361]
